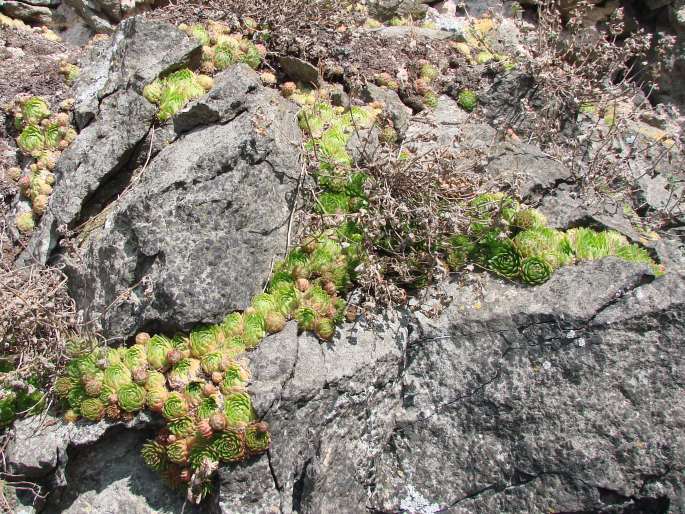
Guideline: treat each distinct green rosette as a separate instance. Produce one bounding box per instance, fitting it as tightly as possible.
[189,440,218,470]
[211,429,246,462]
[98,384,115,404]
[251,293,276,317]
[145,370,167,390]
[166,440,189,464]
[123,345,147,370]
[103,363,132,391]
[245,421,271,454]
[17,124,45,154]
[240,44,262,69]
[520,256,552,285]
[83,375,104,397]
[146,335,173,370]
[243,312,266,348]
[304,285,331,315]
[162,392,188,420]
[197,397,219,419]
[514,228,572,268]
[67,384,86,410]
[189,326,218,358]
[268,271,294,290]
[222,336,247,358]
[332,297,347,324]
[168,416,196,438]
[145,387,168,411]
[157,85,186,121]
[117,383,146,412]
[141,440,168,471]
[511,208,547,230]
[105,348,124,367]
[44,123,61,149]
[190,24,210,45]
[21,97,50,125]
[315,317,335,341]
[222,361,249,389]
[201,351,224,374]
[487,243,521,279]
[184,381,204,406]
[80,398,105,421]
[295,306,317,331]
[221,312,244,338]
[223,392,254,427]
[168,358,201,389]
[54,376,76,398]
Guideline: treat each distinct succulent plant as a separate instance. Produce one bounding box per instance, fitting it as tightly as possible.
[223,392,253,427]
[295,306,317,332]
[514,228,572,269]
[80,398,105,421]
[197,397,219,420]
[21,97,50,126]
[54,376,76,398]
[123,345,147,370]
[520,256,552,285]
[189,440,217,469]
[163,392,189,420]
[169,416,196,438]
[15,212,35,234]
[17,124,45,154]
[487,243,521,279]
[141,440,168,471]
[264,311,286,333]
[103,363,132,391]
[245,421,271,454]
[146,370,167,390]
[458,90,478,112]
[190,24,210,46]
[243,312,266,348]
[189,326,218,358]
[146,387,169,412]
[168,359,201,390]
[315,317,335,341]
[221,312,244,339]
[420,63,439,82]
[147,334,173,370]
[117,383,146,412]
[511,208,547,230]
[167,439,190,464]
[211,429,246,462]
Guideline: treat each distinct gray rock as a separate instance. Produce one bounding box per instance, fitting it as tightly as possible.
[424,7,469,33]
[360,83,412,137]
[72,16,201,127]
[216,259,685,513]
[60,65,300,339]
[19,88,157,265]
[483,141,573,202]
[278,56,319,85]
[367,0,429,20]
[366,25,458,40]
[0,0,53,24]
[63,0,157,31]
[17,0,60,7]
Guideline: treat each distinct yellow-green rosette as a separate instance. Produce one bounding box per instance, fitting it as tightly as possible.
[103,363,132,391]
[80,398,105,421]
[117,383,146,412]
[211,429,246,462]
[162,392,188,420]
[146,335,173,370]
[223,392,254,427]
[245,421,271,454]
[141,440,168,471]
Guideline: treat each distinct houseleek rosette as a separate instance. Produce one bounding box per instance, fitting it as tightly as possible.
[146,387,169,412]
[167,439,190,464]
[123,345,147,370]
[251,293,276,317]
[264,311,286,333]
[117,383,146,412]
[189,441,218,470]
[520,256,552,285]
[197,397,219,420]
[211,429,246,462]
[17,124,45,154]
[169,416,196,438]
[184,382,204,407]
[168,358,201,389]
[146,335,173,370]
[80,398,105,421]
[511,208,547,230]
[201,352,224,375]
[243,311,266,348]
[245,421,271,454]
[487,243,521,279]
[189,326,218,358]
[295,307,317,331]
[221,312,244,338]
[103,364,132,391]
[145,370,167,390]
[224,392,253,426]
[514,228,572,269]
[315,318,335,341]
[54,377,76,398]
[162,392,189,420]
[21,97,50,125]
[141,440,168,472]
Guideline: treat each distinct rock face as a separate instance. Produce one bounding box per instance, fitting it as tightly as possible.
[62,0,157,32]
[18,260,682,513]
[18,18,301,339]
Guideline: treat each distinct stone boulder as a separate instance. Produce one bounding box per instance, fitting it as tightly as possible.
[62,0,157,32]
[18,18,301,340]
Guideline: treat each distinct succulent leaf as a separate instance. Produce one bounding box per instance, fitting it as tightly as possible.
[80,398,105,421]
[117,383,146,412]
[520,256,552,285]
[211,429,246,462]
[245,421,271,454]
[141,440,168,471]
[169,416,196,438]
[18,125,45,154]
[163,392,189,420]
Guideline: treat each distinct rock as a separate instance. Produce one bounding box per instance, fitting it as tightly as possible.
[360,83,412,137]
[63,0,157,32]
[0,1,53,24]
[220,259,684,513]
[278,56,319,85]
[60,64,301,339]
[72,16,201,127]
[483,141,573,202]
[424,7,469,33]
[367,0,429,20]
[671,0,685,34]
[367,25,458,40]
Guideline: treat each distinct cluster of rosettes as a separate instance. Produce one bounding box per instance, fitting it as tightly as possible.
[52,231,360,501]
[446,193,663,285]
[3,95,77,233]
[178,21,266,76]
[297,98,381,215]
[143,69,214,121]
